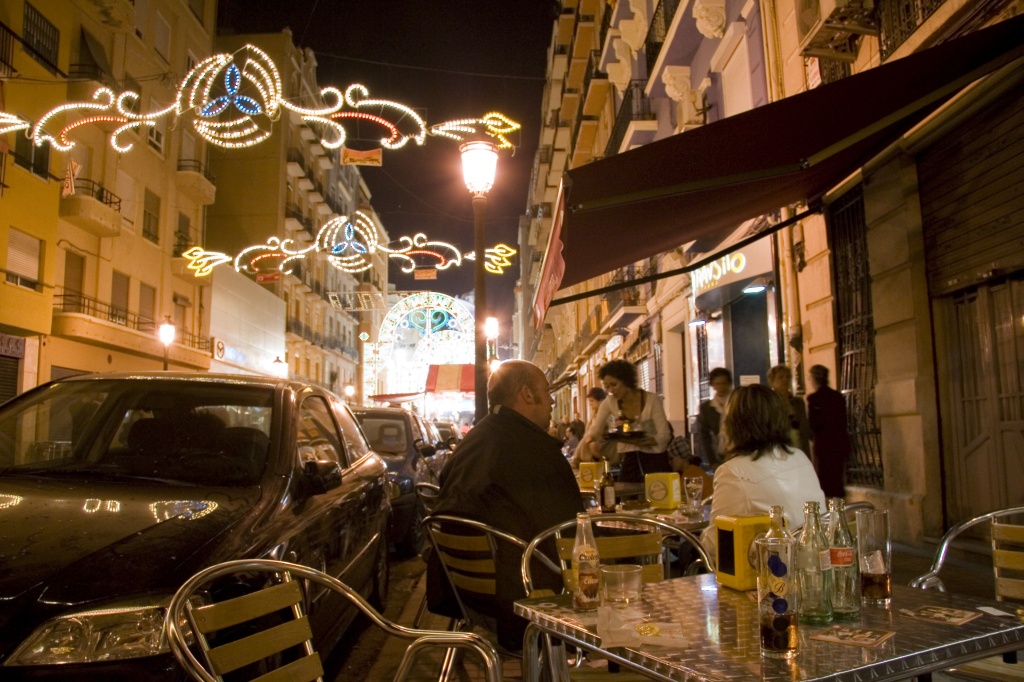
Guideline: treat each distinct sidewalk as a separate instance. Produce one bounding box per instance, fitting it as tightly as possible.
[363,543,999,681]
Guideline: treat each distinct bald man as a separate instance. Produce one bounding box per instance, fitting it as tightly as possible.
[428,360,584,650]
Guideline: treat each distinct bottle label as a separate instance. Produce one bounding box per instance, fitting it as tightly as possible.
[830,547,855,567]
[602,486,616,509]
[818,549,832,571]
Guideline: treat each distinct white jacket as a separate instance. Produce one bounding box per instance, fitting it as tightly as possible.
[700,445,826,557]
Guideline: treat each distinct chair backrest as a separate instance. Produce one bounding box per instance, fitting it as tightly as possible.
[521,514,715,596]
[422,514,536,631]
[992,516,1024,601]
[165,558,502,682]
[415,483,441,514]
[910,505,1024,598]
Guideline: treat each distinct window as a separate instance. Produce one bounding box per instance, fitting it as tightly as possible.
[138,283,156,329]
[133,0,147,39]
[142,189,160,243]
[175,212,190,255]
[185,50,198,73]
[297,396,344,465]
[14,132,49,178]
[332,399,368,465]
[115,170,135,228]
[62,250,84,311]
[22,3,59,74]
[5,228,42,291]
[147,98,166,153]
[110,271,129,325]
[153,12,171,61]
[188,0,205,24]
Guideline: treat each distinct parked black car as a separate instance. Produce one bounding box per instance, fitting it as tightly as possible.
[352,406,448,555]
[0,373,390,680]
[431,420,463,450]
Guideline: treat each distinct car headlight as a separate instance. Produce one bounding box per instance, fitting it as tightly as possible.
[4,600,179,666]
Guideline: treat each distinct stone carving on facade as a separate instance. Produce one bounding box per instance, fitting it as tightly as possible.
[663,66,710,132]
[606,37,634,94]
[693,0,727,39]
[619,0,650,52]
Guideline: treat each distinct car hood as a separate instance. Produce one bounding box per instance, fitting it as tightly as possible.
[0,474,260,628]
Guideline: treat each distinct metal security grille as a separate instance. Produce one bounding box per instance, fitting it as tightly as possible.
[828,185,884,487]
[0,355,17,403]
[696,323,710,402]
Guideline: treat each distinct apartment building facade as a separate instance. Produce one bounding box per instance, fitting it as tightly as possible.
[522,0,1024,544]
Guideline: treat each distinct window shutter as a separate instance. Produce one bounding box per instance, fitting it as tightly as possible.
[7,228,41,280]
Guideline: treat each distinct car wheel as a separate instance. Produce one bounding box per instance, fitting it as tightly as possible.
[395,500,425,558]
[369,536,390,610]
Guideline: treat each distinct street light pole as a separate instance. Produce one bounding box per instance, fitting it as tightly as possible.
[158,317,175,371]
[461,140,498,423]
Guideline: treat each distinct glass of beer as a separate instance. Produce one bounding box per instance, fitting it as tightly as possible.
[855,509,892,606]
[756,535,798,659]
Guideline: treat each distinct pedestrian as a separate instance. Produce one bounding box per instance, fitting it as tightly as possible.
[427,360,583,651]
[696,367,733,471]
[584,359,672,482]
[573,386,619,465]
[767,364,811,457]
[700,384,825,558]
[807,364,851,499]
[555,415,570,442]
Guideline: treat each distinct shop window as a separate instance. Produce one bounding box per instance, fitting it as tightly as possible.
[5,228,42,291]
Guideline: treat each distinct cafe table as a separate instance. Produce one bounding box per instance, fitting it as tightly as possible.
[514,573,1024,682]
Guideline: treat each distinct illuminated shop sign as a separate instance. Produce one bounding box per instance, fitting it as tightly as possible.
[692,253,747,295]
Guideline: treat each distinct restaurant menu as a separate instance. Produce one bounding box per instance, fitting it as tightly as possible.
[898,605,982,625]
[810,625,896,647]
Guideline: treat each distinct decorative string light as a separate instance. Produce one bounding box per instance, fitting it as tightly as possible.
[0,43,518,156]
[180,246,232,276]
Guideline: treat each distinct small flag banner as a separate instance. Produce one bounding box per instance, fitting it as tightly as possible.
[62,159,81,197]
[256,272,280,284]
[413,268,437,280]
[342,147,383,166]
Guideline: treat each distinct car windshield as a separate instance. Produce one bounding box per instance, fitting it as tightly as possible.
[434,424,454,441]
[357,416,408,455]
[0,379,275,487]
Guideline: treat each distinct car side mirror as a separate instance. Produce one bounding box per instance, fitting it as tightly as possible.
[415,440,437,458]
[302,459,343,495]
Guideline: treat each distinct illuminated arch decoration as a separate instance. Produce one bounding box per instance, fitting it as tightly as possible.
[0,44,518,155]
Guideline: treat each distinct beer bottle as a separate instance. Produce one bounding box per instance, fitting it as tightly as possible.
[826,498,860,619]
[598,459,617,513]
[572,512,600,611]
[796,501,833,624]
[765,504,789,540]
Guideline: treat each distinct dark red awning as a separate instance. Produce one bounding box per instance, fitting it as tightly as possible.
[534,14,1024,324]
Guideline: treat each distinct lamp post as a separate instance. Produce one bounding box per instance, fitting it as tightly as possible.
[461,139,498,422]
[344,384,356,404]
[484,315,499,361]
[158,317,175,371]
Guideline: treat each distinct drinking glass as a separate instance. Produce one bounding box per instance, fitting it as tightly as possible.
[600,564,643,605]
[756,536,798,659]
[683,476,704,514]
[855,509,892,606]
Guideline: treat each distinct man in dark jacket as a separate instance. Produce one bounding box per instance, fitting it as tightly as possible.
[807,364,852,498]
[428,360,584,650]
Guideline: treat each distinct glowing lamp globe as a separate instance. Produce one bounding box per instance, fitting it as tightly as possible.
[484,316,499,340]
[460,140,498,196]
[158,319,176,346]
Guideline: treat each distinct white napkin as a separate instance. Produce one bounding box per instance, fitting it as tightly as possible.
[596,605,687,648]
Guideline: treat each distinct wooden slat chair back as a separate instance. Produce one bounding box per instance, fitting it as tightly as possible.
[993,519,1024,602]
[521,514,715,597]
[165,559,503,682]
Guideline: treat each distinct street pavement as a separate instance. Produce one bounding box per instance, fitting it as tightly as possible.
[326,542,1003,681]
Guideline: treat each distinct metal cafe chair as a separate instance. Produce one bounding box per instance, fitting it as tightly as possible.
[910,505,1024,681]
[411,483,441,627]
[164,558,501,682]
[520,514,715,680]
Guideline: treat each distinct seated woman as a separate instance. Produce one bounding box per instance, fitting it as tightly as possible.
[700,384,825,558]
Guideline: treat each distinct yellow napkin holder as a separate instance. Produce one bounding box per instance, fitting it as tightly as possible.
[578,462,601,489]
[644,473,681,509]
[714,514,770,591]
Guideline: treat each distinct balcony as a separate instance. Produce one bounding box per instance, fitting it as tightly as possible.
[59,179,121,238]
[567,14,597,89]
[284,203,312,234]
[51,291,211,369]
[171,234,199,281]
[176,159,216,205]
[879,0,940,60]
[286,316,304,340]
[601,285,647,332]
[582,50,609,117]
[645,0,683,79]
[286,148,305,177]
[77,0,135,30]
[67,62,115,101]
[605,80,657,156]
[297,174,315,192]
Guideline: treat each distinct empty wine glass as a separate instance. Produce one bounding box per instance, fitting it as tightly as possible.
[683,476,704,514]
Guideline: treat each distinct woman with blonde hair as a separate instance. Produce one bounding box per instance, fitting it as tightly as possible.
[700,384,825,557]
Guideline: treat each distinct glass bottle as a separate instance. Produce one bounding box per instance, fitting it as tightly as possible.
[796,501,833,624]
[765,505,789,540]
[572,512,601,611]
[598,459,617,513]
[827,498,861,619]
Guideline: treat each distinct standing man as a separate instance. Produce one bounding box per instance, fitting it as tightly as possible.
[428,360,584,650]
[807,364,852,498]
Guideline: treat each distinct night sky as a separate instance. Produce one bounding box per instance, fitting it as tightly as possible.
[218,1,559,351]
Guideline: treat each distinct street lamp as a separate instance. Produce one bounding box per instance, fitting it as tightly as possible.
[158,317,175,371]
[344,384,356,403]
[461,139,498,422]
[484,316,499,366]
